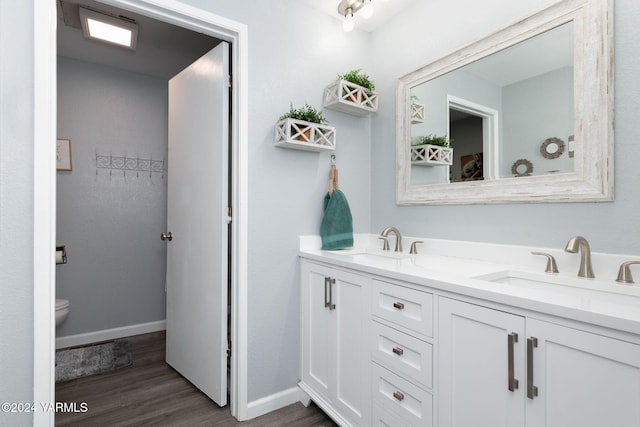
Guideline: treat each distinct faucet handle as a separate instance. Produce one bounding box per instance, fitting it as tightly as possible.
[409,241,424,255]
[531,252,559,274]
[616,261,640,284]
[378,236,390,251]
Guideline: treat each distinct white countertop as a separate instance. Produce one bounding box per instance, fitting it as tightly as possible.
[299,235,640,337]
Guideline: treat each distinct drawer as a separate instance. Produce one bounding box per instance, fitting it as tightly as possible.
[370,321,433,389]
[371,362,433,427]
[372,403,418,427]
[372,280,433,337]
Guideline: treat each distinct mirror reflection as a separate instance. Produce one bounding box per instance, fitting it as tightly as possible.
[409,22,574,186]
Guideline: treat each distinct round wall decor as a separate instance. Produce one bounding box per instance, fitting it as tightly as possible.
[540,137,565,159]
[511,159,533,177]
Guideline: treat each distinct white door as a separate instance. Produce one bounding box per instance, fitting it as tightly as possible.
[439,297,525,427]
[165,42,230,406]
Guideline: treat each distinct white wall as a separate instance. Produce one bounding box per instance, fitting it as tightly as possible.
[370,0,640,256]
[56,57,168,336]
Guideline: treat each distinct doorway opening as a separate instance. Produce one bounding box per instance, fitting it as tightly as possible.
[49,0,247,421]
[447,95,499,182]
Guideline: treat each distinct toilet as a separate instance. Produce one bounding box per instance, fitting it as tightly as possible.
[55,299,70,328]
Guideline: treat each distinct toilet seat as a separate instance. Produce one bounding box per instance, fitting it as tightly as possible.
[56,298,69,310]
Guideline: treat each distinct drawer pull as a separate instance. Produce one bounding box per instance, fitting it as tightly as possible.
[393,302,405,310]
[392,346,404,356]
[392,391,405,401]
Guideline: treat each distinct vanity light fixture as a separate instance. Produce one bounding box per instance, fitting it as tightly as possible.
[79,7,138,50]
[338,0,375,32]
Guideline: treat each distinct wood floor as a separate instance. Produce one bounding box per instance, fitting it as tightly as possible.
[55,331,337,426]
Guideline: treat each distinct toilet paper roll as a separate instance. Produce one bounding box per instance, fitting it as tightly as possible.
[56,250,66,264]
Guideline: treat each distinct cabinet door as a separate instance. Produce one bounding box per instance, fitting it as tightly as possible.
[301,262,334,401]
[300,261,370,426]
[526,319,640,427]
[439,297,525,427]
[333,268,370,426]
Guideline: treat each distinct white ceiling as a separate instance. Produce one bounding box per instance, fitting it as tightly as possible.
[462,22,573,87]
[299,0,418,32]
[57,0,221,79]
[57,0,417,79]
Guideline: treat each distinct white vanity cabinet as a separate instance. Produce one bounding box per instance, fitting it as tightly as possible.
[299,260,370,426]
[439,296,640,427]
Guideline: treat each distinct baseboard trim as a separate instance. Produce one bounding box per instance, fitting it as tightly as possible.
[244,386,302,420]
[56,320,166,349]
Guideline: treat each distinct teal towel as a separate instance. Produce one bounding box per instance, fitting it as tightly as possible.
[320,189,354,250]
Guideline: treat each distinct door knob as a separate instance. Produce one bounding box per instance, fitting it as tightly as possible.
[161,231,173,241]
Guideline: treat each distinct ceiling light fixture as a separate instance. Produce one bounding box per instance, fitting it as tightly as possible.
[360,0,374,19]
[79,7,138,50]
[343,7,355,32]
[338,0,375,32]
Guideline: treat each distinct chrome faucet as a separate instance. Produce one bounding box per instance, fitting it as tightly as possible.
[380,226,403,252]
[564,236,595,278]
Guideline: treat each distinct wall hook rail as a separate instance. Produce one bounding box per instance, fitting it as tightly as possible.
[96,152,166,179]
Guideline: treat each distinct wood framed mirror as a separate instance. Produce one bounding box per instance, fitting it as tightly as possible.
[395,0,613,205]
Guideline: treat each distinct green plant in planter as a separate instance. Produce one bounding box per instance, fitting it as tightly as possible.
[337,68,376,93]
[279,102,328,125]
[414,134,451,148]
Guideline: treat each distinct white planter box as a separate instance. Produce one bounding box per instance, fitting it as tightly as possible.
[323,80,378,116]
[411,102,425,123]
[411,144,453,166]
[274,118,336,152]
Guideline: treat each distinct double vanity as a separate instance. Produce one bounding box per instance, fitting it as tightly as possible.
[298,233,640,427]
[296,0,630,424]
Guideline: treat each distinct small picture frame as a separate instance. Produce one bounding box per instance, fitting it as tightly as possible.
[56,139,72,171]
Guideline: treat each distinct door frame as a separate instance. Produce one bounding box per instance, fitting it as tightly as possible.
[33,0,249,424]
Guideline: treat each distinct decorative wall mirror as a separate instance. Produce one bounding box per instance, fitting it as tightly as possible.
[396,0,613,205]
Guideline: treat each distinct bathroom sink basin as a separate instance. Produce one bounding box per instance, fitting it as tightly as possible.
[325,248,413,268]
[474,270,640,308]
[328,248,411,260]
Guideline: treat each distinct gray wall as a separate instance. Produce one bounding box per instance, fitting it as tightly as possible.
[56,57,168,336]
[370,0,640,256]
[0,1,35,424]
[502,67,574,176]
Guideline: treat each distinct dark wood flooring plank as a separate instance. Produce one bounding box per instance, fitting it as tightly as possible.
[55,331,336,426]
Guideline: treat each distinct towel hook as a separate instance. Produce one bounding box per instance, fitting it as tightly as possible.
[330,154,336,166]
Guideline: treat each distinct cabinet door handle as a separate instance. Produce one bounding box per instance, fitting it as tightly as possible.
[508,332,519,392]
[393,302,405,310]
[325,277,335,310]
[392,391,405,401]
[324,277,331,308]
[392,346,404,356]
[527,337,539,399]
